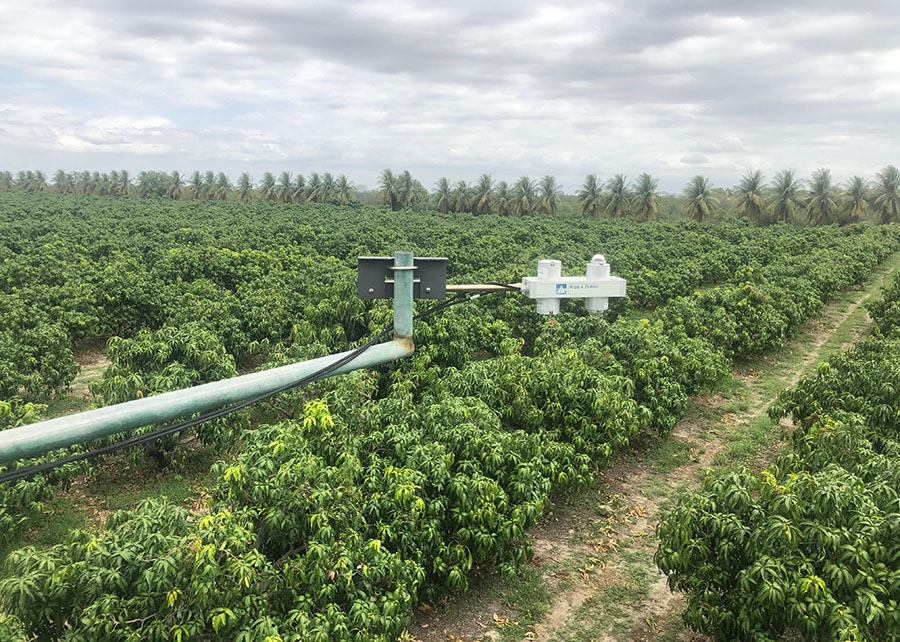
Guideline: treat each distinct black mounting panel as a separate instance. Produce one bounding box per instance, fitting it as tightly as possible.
[358,256,447,300]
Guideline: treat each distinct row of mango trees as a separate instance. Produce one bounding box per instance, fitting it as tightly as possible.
[0,195,899,638]
[3,194,896,554]
[656,267,900,640]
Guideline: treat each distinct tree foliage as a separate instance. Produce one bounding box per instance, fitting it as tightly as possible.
[770,169,804,223]
[683,175,714,222]
[657,266,900,642]
[1,191,900,640]
[805,167,836,226]
[604,174,631,218]
[631,173,659,223]
[577,174,603,217]
[735,170,766,224]
[874,164,900,225]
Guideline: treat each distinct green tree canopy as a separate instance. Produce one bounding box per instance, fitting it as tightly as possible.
[874,165,900,224]
[683,175,715,222]
[577,174,603,217]
[805,168,836,226]
[769,170,804,223]
[735,170,766,224]
[631,173,659,223]
[604,175,631,218]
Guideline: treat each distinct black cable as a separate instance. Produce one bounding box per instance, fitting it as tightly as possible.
[414,292,470,319]
[0,323,397,485]
[0,292,482,485]
[484,282,522,292]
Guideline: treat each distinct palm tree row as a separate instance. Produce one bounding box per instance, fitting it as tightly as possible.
[148,170,355,203]
[3,165,898,225]
[733,166,900,225]
[381,170,569,216]
[0,169,355,203]
[567,165,900,224]
[255,171,355,204]
[574,173,663,221]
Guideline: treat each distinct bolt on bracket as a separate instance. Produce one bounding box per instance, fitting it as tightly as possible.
[357,256,448,299]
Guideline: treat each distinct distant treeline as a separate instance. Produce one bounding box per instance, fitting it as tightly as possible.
[1,165,898,225]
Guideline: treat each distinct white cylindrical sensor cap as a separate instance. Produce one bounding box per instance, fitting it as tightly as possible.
[537,259,562,280]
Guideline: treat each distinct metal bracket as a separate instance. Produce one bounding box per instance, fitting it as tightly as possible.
[358,256,447,299]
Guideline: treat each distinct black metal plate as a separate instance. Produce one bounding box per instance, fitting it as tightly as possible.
[357,256,447,299]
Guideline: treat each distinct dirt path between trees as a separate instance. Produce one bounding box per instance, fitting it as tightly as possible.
[412,254,900,642]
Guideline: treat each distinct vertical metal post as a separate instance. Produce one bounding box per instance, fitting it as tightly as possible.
[393,251,414,341]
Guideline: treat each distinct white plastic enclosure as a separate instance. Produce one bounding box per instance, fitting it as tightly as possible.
[521,255,626,315]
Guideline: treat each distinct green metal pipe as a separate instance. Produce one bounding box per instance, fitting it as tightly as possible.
[393,250,414,340]
[0,252,419,466]
[0,339,412,465]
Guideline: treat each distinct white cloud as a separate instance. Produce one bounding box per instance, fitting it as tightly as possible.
[0,0,898,190]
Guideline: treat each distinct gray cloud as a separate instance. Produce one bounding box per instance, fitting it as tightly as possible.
[0,0,898,191]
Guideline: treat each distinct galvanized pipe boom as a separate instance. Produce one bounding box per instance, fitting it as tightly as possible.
[0,251,416,466]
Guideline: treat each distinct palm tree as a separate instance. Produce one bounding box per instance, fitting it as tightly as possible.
[321,172,337,202]
[108,170,121,196]
[451,180,471,213]
[136,172,153,198]
[102,173,116,196]
[842,176,869,224]
[538,175,563,215]
[76,171,91,195]
[806,168,836,226]
[336,175,354,203]
[735,170,766,224]
[167,171,183,200]
[237,173,254,201]
[0,171,12,190]
[495,181,512,216]
[202,171,215,199]
[395,171,415,209]
[291,174,306,203]
[187,171,203,199]
[276,171,292,203]
[412,180,429,209]
[259,172,276,201]
[306,173,323,202]
[769,170,804,223]
[683,176,715,222]
[577,174,603,217]
[874,165,900,224]
[90,172,103,195]
[214,173,231,200]
[604,175,631,218]
[378,169,399,210]
[32,171,48,192]
[94,173,107,195]
[119,170,131,196]
[472,174,494,214]
[512,176,538,216]
[433,178,451,214]
[53,169,68,193]
[631,173,659,222]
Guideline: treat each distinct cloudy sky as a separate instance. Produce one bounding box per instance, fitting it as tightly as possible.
[1,0,898,192]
